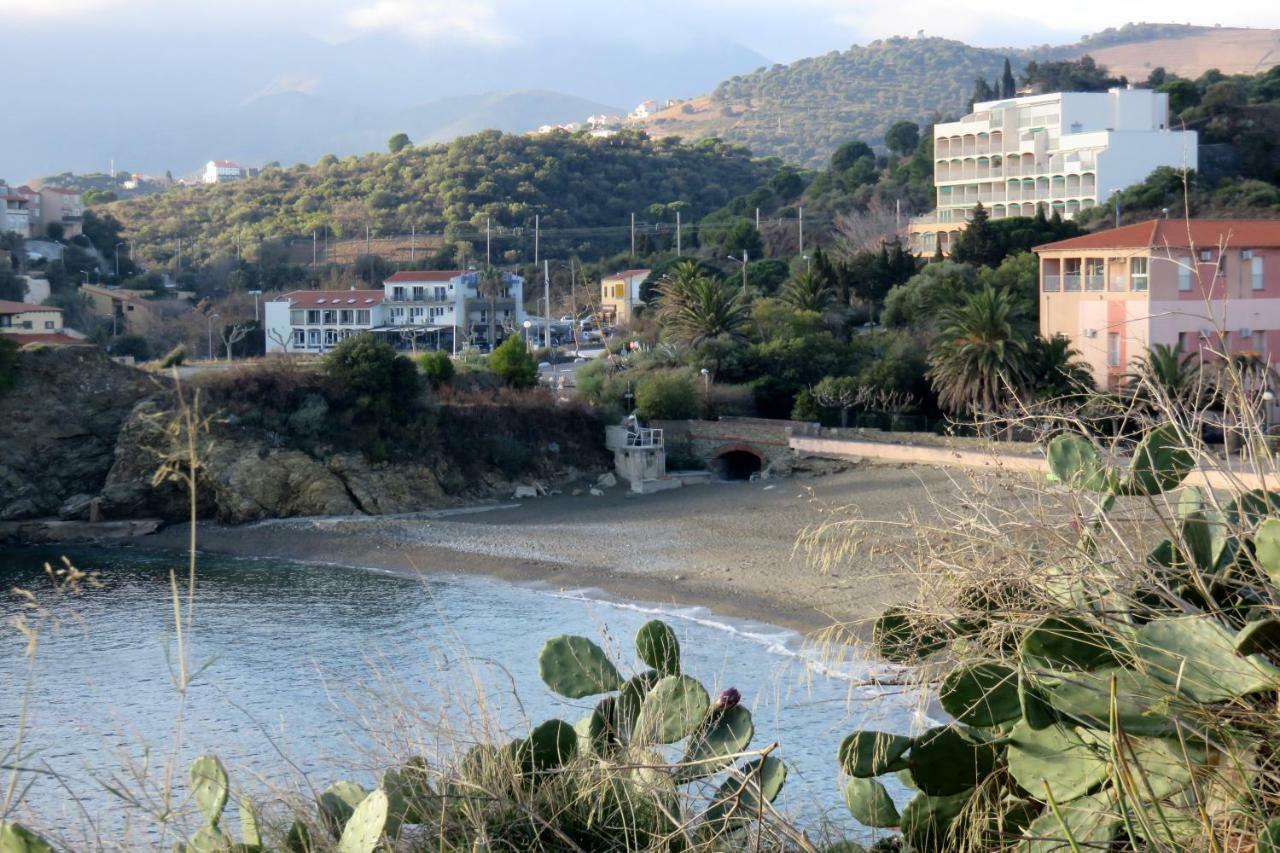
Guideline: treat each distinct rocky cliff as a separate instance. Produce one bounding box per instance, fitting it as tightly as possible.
[0,348,606,533]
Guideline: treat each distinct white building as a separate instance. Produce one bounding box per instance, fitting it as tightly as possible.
[263,270,525,354]
[0,182,31,237]
[630,100,659,119]
[264,290,386,353]
[203,160,258,184]
[909,87,1198,255]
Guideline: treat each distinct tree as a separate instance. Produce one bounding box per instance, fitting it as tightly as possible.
[326,333,421,420]
[489,333,538,388]
[387,132,412,153]
[417,349,455,387]
[1124,343,1205,407]
[881,261,978,329]
[810,376,861,428]
[1029,334,1093,399]
[478,266,505,350]
[110,334,152,361]
[0,336,18,397]
[635,372,697,420]
[0,261,25,302]
[1157,79,1200,115]
[656,274,749,346]
[781,271,835,313]
[926,285,1034,414]
[830,140,874,173]
[1000,58,1017,98]
[220,323,250,362]
[948,203,1002,267]
[884,121,920,157]
[45,222,65,242]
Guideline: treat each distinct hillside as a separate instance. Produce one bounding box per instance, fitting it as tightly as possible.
[105,131,780,267]
[629,26,1280,168]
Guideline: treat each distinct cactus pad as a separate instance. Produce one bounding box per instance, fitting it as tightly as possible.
[537,635,624,698]
[189,755,229,828]
[635,620,681,675]
[677,704,754,782]
[634,674,709,745]
[843,777,900,828]
[1136,615,1280,703]
[838,730,912,778]
[336,788,388,853]
[939,662,1021,727]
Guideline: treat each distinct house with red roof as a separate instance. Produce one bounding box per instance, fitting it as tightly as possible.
[599,269,651,326]
[0,300,89,346]
[1035,219,1280,392]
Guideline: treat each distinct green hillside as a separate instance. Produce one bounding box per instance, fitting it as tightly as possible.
[107,130,779,267]
[705,37,1018,167]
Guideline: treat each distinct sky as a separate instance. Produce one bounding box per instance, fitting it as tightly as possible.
[4,0,1279,62]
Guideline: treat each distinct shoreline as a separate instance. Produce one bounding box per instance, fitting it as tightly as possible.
[134,464,975,638]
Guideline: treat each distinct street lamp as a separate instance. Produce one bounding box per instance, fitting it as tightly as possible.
[207,312,220,360]
[1264,388,1275,435]
[523,318,533,353]
[700,367,710,417]
[727,252,749,294]
[248,289,262,323]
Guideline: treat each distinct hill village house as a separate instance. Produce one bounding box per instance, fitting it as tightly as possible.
[909,87,1196,255]
[1033,219,1280,425]
[264,269,525,354]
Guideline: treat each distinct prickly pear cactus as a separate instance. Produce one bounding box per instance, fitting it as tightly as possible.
[336,789,388,853]
[537,635,623,698]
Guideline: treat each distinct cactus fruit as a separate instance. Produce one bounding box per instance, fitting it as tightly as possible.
[0,823,54,853]
[897,790,972,852]
[838,731,913,778]
[1136,615,1280,703]
[703,756,787,834]
[1046,433,1109,492]
[189,755,229,828]
[907,726,999,797]
[1020,790,1119,853]
[872,607,946,663]
[538,635,624,698]
[939,662,1021,727]
[1019,616,1125,672]
[715,687,741,711]
[1235,618,1280,656]
[677,704,754,782]
[635,620,681,676]
[843,777,900,828]
[515,718,578,773]
[336,789,388,853]
[1006,720,1108,802]
[634,674,709,745]
[318,781,369,837]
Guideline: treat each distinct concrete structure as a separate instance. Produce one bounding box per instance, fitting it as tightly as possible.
[0,300,87,345]
[0,182,32,237]
[909,88,1197,255]
[80,283,181,335]
[599,269,650,326]
[34,187,84,238]
[654,417,799,478]
[1034,219,1280,393]
[202,160,258,184]
[263,289,386,353]
[604,424,683,493]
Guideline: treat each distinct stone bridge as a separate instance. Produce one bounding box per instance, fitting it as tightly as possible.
[650,417,803,478]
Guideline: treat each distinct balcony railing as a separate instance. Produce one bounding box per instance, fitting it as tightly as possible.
[1042,275,1060,292]
[1085,274,1105,291]
[1063,274,1081,292]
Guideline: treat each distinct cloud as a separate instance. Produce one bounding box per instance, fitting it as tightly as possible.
[345,0,509,45]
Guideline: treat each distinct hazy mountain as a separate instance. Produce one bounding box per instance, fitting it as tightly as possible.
[8,31,767,179]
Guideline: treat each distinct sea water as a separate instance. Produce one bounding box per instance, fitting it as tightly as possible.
[0,546,929,845]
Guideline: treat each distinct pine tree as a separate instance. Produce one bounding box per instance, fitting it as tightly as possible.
[1001,58,1017,98]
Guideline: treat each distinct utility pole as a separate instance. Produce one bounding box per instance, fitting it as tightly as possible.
[755,207,760,230]
[410,224,416,264]
[176,237,181,275]
[534,214,539,269]
[486,216,491,266]
[798,206,804,257]
[312,230,317,268]
[569,258,579,354]
[676,211,682,256]
[365,225,372,285]
[630,212,636,257]
[742,249,748,294]
[236,229,241,263]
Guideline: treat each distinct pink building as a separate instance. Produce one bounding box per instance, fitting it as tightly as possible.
[1035,220,1280,392]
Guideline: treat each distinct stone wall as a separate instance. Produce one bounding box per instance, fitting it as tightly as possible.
[650,417,806,469]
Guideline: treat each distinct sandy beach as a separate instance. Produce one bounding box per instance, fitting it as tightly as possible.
[144,462,983,636]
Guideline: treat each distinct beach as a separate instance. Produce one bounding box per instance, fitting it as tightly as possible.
[145,462,985,636]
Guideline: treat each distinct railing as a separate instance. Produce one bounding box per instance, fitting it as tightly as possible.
[627,427,663,448]
[1042,275,1061,292]
[1085,274,1105,291]
[1063,274,1082,292]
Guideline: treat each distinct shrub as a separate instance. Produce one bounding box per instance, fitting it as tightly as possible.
[488,334,538,388]
[0,336,17,396]
[110,334,151,361]
[159,343,187,368]
[325,333,421,420]
[635,371,697,420]
[417,350,455,387]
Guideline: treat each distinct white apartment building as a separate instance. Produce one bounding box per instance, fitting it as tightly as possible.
[909,87,1197,255]
[203,160,258,184]
[264,270,525,354]
[0,183,31,237]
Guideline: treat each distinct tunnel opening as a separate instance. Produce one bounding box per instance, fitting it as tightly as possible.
[712,449,764,481]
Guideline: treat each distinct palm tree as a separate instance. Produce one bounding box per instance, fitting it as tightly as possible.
[477,265,505,351]
[1124,343,1204,407]
[1030,334,1094,399]
[781,271,836,313]
[656,273,749,347]
[654,260,704,312]
[926,285,1034,414]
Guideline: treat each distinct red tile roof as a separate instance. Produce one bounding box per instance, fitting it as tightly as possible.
[276,290,385,308]
[0,300,62,314]
[608,269,652,279]
[211,160,241,168]
[1036,219,1280,252]
[385,270,466,283]
[0,332,89,346]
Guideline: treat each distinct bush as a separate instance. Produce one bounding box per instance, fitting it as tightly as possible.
[0,336,17,396]
[110,334,151,361]
[489,334,538,388]
[159,343,187,368]
[325,333,421,419]
[635,371,697,420]
[417,350,455,387]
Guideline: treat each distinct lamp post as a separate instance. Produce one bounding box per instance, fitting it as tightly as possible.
[1264,388,1275,436]
[727,252,749,295]
[522,319,532,353]
[114,241,128,278]
[248,289,262,323]
[700,367,710,418]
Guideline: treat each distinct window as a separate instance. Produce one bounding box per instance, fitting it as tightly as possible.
[1178,260,1192,292]
[412,286,425,301]
[1063,259,1081,291]
[306,310,320,324]
[356,310,370,324]
[21,320,31,329]
[1256,330,1268,357]
[293,329,305,346]
[1242,249,1254,260]
[390,307,403,319]
[1107,333,1121,367]
[1199,250,1213,262]
[307,329,320,347]
[44,320,54,329]
[1177,332,1189,352]
[290,310,304,324]
[1130,257,1149,291]
[339,310,353,324]
[1253,256,1264,291]
[324,329,338,346]
[322,310,337,324]
[434,286,447,301]
[1085,258,1104,291]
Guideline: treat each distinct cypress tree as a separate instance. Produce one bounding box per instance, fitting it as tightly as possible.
[1001,58,1016,98]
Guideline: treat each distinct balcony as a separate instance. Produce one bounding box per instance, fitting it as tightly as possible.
[1042,275,1060,292]
[1063,274,1081,292]
[1085,274,1105,291]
